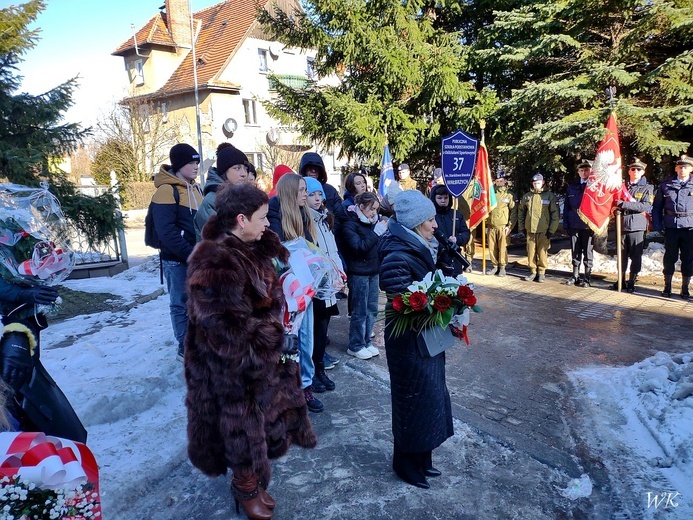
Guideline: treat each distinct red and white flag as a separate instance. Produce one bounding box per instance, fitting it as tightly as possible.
[578,112,632,233]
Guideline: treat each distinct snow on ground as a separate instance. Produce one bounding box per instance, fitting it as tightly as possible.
[570,353,693,517]
[42,256,186,514]
[548,242,669,278]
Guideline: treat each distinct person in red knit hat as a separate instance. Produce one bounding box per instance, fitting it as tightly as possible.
[268,165,294,197]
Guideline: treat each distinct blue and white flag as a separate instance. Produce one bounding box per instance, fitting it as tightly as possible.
[378,144,396,199]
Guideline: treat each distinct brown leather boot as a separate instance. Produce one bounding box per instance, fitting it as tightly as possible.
[258,481,276,510]
[231,470,273,519]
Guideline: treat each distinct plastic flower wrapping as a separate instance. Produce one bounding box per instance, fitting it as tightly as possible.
[0,432,100,519]
[0,183,75,290]
[275,237,345,338]
[387,269,482,344]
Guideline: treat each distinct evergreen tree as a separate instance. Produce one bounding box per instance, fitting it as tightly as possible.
[0,0,120,244]
[476,0,693,185]
[258,0,490,167]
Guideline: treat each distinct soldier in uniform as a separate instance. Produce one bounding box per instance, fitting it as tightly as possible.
[517,173,560,282]
[485,172,517,277]
[612,158,654,293]
[652,155,693,299]
[563,160,595,287]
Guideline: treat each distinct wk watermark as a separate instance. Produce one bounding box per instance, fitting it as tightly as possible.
[646,491,680,510]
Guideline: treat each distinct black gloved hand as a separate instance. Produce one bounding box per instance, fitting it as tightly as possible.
[1,331,34,392]
[545,231,552,239]
[18,286,59,306]
[282,333,299,357]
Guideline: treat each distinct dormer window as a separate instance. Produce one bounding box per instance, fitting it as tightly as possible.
[258,49,268,72]
[134,59,145,86]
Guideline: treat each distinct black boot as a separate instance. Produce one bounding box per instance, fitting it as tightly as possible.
[311,373,327,393]
[582,270,591,288]
[565,267,579,286]
[314,361,335,391]
[626,273,636,293]
[610,273,627,291]
[393,446,429,489]
[662,275,673,297]
[681,276,691,300]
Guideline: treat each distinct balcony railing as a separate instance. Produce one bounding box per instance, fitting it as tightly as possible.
[268,74,309,91]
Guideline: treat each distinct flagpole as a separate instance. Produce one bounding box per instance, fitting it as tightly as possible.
[480,120,487,275]
[606,86,623,292]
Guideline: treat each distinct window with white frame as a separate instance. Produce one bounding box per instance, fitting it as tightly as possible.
[134,59,145,86]
[160,102,168,123]
[258,49,268,72]
[248,152,264,172]
[243,99,258,125]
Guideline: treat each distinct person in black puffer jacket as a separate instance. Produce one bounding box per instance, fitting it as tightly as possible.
[379,189,453,490]
[336,192,387,360]
[430,185,471,276]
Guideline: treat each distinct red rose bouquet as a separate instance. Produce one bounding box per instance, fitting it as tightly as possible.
[387,269,481,343]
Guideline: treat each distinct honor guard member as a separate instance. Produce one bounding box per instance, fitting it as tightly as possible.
[652,155,693,299]
[485,172,517,276]
[612,159,654,292]
[563,160,595,287]
[517,173,560,283]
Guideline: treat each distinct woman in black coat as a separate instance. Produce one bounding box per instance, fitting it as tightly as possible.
[378,189,454,489]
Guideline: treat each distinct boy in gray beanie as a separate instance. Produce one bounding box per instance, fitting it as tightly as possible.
[394,190,436,230]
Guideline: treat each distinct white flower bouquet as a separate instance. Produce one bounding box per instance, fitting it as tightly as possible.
[0,433,100,520]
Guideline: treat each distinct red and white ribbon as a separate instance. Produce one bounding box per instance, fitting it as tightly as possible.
[0,432,98,491]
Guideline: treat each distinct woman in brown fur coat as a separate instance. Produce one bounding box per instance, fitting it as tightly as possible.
[184,182,317,519]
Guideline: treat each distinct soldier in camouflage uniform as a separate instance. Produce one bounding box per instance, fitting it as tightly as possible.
[517,174,560,283]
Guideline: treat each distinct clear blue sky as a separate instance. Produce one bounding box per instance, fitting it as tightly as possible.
[4,0,220,129]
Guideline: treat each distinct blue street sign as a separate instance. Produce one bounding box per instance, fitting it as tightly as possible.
[441,130,478,198]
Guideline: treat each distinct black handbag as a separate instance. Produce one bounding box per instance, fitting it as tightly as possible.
[19,360,87,443]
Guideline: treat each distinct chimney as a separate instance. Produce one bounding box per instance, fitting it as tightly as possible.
[166,0,192,48]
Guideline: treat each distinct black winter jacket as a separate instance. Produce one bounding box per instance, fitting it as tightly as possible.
[652,177,693,230]
[563,180,590,231]
[378,218,453,452]
[620,177,654,232]
[335,206,381,276]
[299,152,344,219]
[430,189,471,275]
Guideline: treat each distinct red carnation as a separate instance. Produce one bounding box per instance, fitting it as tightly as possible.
[457,285,473,300]
[392,295,405,312]
[433,294,452,311]
[409,291,429,311]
